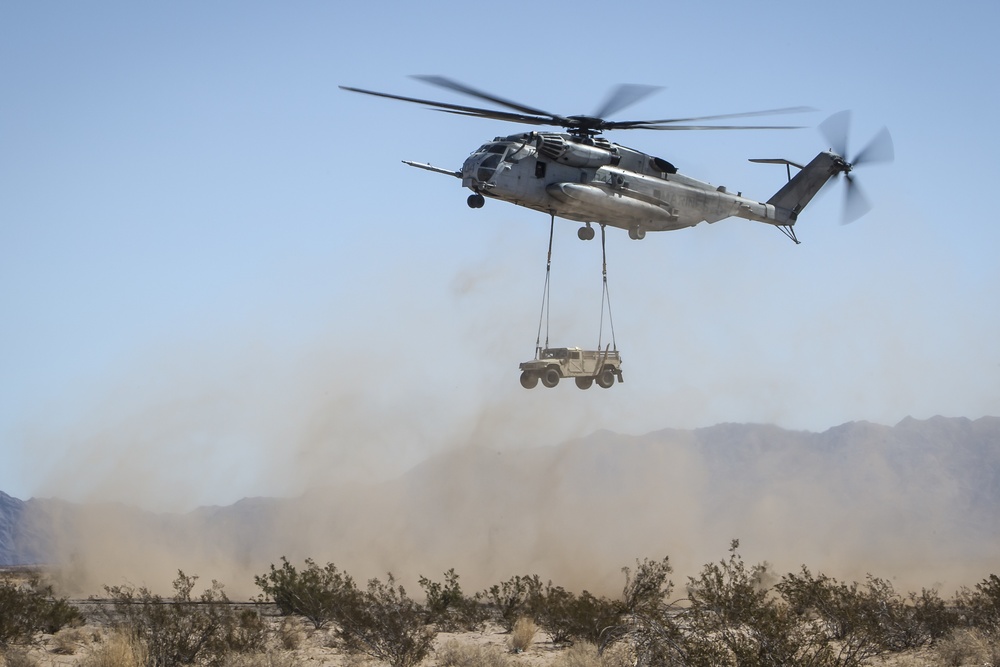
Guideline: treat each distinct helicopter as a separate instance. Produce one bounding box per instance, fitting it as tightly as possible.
[340,76,894,243]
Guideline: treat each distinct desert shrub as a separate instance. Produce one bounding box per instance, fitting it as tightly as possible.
[508,616,537,653]
[334,574,435,667]
[103,570,266,667]
[0,575,82,645]
[778,568,954,658]
[601,556,688,665]
[254,558,358,630]
[436,640,511,667]
[482,575,543,632]
[956,574,1000,632]
[533,584,620,645]
[417,569,486,631]
[682,541,837,667]
[79,631,149,667]
[533,583,576,644]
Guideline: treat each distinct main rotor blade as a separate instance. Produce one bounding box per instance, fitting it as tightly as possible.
[611,106,815,128]
[412,75,565,122]
[592,84,663,120]
[819,110,851,158]
[611,123,808,131]
[852,126,895,166]
[436,108,562,126]
[340,85,553,124]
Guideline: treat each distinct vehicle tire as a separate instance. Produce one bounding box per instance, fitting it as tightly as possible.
[542,367,560,388]
[575,376,593,390]
[596,367,615,388]
[520,371,538,389]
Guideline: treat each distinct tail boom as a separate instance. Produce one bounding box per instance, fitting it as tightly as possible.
[758,151,844,226]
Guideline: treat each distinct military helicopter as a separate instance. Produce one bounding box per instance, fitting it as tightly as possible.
[340,76,893,243]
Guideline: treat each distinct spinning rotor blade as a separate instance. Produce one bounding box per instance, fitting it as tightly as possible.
[609,106,815,130]
[592,84,663,119]
[852,126,895,166]
[842,174,872,225]
[338,85,556,125]
[412,75,566,122]
[817,110,894,224]
[343,78,813,135]
[819,109,851,157]
[617,123,808,131]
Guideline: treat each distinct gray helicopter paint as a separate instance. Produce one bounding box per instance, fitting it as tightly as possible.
[453,135,793,234]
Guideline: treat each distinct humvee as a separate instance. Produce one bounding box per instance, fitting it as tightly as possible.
[519,346,623,389]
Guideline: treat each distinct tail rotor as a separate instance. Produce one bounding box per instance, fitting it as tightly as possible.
[818,111,894,224]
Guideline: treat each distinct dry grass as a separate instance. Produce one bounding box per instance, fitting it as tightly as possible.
[508,617,538,653]
[934,627,1000,667]
[551,642,635,667]
[52,626,90,654]
[437,639,512,667]
[0,649,39,667]
[277,618,304,651]
[220,650,304,667]
[79,631,148,667]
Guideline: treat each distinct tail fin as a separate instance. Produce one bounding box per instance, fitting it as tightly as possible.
[760,152,843,225]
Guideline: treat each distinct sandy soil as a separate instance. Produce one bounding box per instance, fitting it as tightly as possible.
[2,617,957,667]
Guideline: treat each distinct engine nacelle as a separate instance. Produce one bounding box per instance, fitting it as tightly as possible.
[534,134,620,168]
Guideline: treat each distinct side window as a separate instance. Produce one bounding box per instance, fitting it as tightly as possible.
[535,161,547,178]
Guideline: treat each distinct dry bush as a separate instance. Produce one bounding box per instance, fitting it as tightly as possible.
[935,627,1000,666]
[277,618,303,650]
[551,641,637,667]
[79,632,148,667]
[508,616,537,653]
[52,626,89,654]
[436,639,511,667]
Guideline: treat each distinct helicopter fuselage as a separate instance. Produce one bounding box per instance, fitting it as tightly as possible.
[460,132,779,239]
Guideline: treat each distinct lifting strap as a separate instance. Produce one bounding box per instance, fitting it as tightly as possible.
[534,213,556,357]
[597,223,618,351]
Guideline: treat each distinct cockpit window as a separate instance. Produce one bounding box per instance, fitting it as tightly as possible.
[486,144,507,154]
[477,154,503,182]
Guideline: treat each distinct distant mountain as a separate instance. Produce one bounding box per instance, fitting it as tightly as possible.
[2,416,998,597]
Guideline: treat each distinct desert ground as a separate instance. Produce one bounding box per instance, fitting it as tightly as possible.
[0,607,984,667]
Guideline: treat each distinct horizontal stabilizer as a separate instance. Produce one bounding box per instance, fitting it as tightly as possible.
[749,158,806,170]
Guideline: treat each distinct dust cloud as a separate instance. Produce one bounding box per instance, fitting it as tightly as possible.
[13,241,1000,601]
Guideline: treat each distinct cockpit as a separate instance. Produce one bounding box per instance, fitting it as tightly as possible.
[465,137,534,183]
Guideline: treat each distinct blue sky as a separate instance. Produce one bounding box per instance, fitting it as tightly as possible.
[2,1,998,510]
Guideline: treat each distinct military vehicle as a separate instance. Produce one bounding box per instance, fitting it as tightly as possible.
[519,347,623,390]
